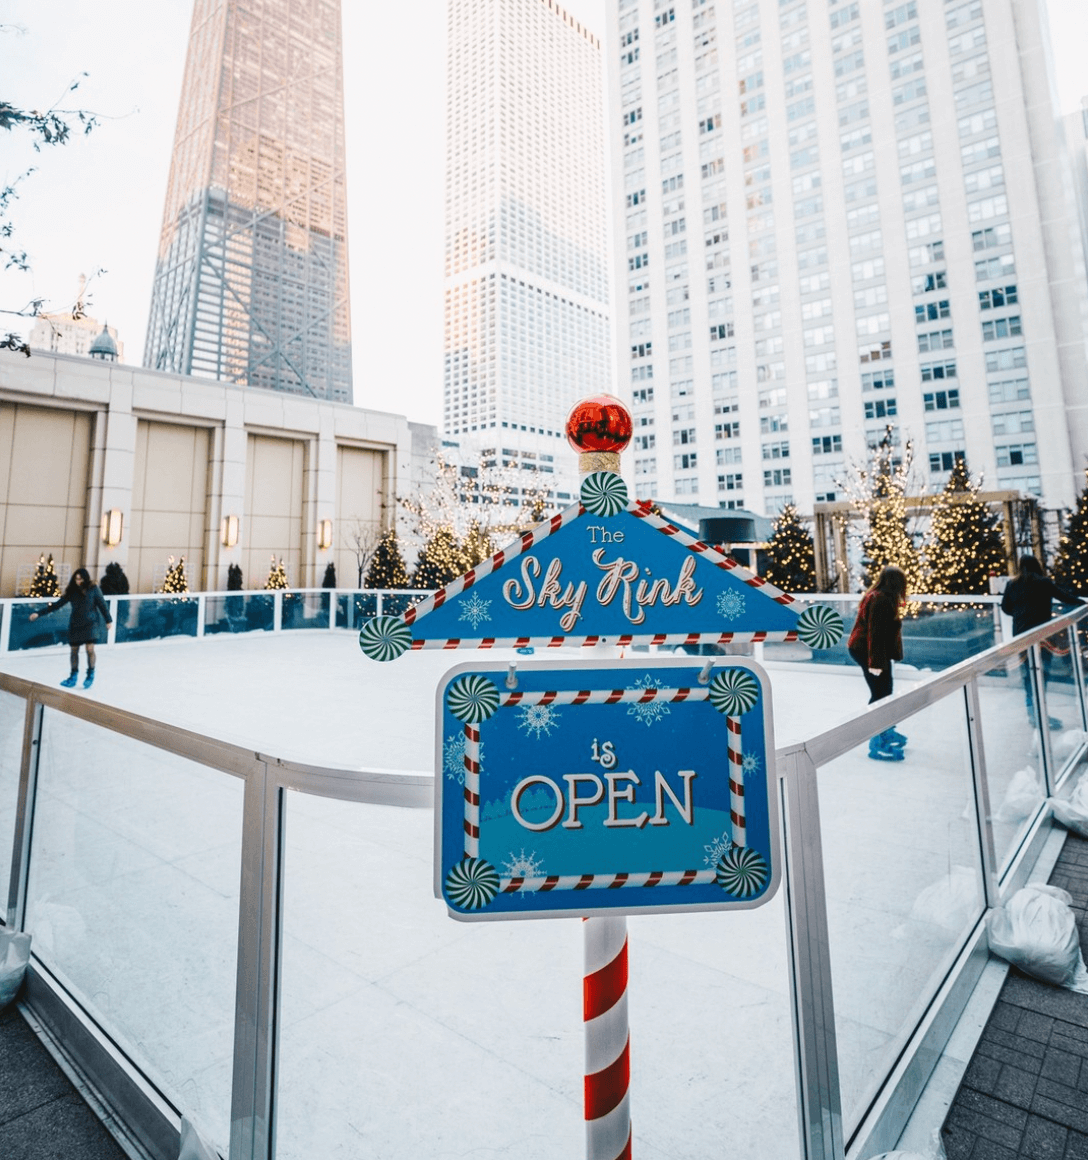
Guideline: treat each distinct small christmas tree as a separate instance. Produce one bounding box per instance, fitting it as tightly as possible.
[29,553,61,597]
[226,563,244,591]
[854,428,924,595]
[321,562,337,588]
[264,556,288,590]
[364,529,410,589]
[162,555,189,594]
[460,520,494,570]
[1052,467,1088,594]
[411,526,463,590]
[923,458,1006,595]
[99,561,130,595]
[763,504,817,593]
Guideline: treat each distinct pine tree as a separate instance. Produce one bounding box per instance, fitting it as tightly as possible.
[853,428,924,595]
[321,562,337,588]
[1052,467,1088,594]
[264,556,288,590]
[924,458,1006,595]
[411,526,464,590]
[460,520,494,570]
[99,561,130,595]
[226,563,244,591]
[29,553,61,597]
[161,555,189,594]
[763,504,817,593]
[364,529,410,589]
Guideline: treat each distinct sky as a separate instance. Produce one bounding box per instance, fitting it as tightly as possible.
[0,0,1084,430]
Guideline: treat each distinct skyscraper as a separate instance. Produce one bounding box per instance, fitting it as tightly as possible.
[609,0,1088,514]
[145,0,352,402]
[444,0,611,503]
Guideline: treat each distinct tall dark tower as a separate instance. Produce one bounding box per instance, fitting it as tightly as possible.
[145,0,352,401]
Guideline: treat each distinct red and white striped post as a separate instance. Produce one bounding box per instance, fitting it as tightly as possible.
[583,915,632,1160]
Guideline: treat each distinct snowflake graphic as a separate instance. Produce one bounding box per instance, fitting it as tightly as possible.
[518,702,561,739]
[458,591,492,630]
[716,589,747,621]
[626,674,672,727]
[502,848,545,879]
[443,733,485,784]
[703,830,733,868]
[741,751,761,776]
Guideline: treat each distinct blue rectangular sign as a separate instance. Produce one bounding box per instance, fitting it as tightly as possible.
[434,657,779,920]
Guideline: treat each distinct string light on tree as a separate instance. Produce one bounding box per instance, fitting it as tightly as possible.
[763,504,816,593]
[923,457,1006,596]
[161,555,189,594]
[1052,467,1088,595]
[264,556,288,590]
[29,553,61,597]
[364,529,411,590]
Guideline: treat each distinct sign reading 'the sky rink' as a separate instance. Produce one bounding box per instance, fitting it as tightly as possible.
[434,657,779,921]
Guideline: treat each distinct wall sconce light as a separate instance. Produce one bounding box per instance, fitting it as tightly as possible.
[317,519,333,550]
[221,514,239,548]
[102,508,124,547]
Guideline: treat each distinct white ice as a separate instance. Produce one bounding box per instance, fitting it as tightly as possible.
[0,633,1071,1159]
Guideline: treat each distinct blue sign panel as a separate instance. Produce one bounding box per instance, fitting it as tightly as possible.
[360,473,843,661]
[434,657,779,921]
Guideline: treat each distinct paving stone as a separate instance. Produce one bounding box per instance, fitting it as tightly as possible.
[956,1088,1031,1132]
[0,1010,75,1126]
[964,1054,1003,1092]
[0,1092,128,1160]
[1042,1047,1082,1087]
[1065,1130,1088,1159]
[982,1027,1047,1062]
[1001,977,1088,1028]
[1033,1093,1088,1136]
[978,1036,1045,1073]
[990,1002,1023,1033]
[968,1137,1019,1160]
[1018,1011,1057,1044]
[1021,1115,1068,1160]
[946,1104,1023,1152]
[994,1064,1038,1109]
[1036,1077,1086,1114]
[942,1122,976,1160]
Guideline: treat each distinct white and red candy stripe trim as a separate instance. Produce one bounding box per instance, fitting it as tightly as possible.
[726,715,746,848]
[502,868,715,894]
[410,629,790,651]
[584,916,632,1160]
[461,724,481,858]
[403,504,586,627]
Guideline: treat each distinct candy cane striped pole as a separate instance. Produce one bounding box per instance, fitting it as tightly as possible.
[726,714,746,848]
[584,915,632,1160]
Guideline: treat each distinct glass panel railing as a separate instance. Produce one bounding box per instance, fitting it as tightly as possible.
[379,591,429,618]
[115,597,199,643]
[0,691,25,912]
[282,592,329,631]
[204,592,275,635]
[276,794,801,1159]
[8,601,72,651]
[817,695,984,1133]
[976,648,1047,875]
[335,592,377,629]
[26,711,244,1151]
[1039,627,1084,789]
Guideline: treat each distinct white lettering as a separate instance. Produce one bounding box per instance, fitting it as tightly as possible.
[649,769,697,826]
[511,775,565,831]
[604,770,649,828]
[562,773,605,829]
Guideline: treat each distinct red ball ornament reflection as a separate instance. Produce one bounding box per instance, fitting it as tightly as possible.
[565,394,633,454]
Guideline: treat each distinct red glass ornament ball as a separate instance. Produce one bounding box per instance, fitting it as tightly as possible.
[565,394,633,454]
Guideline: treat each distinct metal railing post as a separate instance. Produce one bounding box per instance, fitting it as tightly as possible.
[107,597,118,645]
[964,680,999,909]
[272,591,283,633]
[7,697,44,930]
[1028,644,1056,795]
[0,600,12,656]
[229,761,284,1160]
[778,747,844,1160]
[196,593,206,639]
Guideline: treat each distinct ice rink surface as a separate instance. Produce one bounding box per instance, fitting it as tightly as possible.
[1,632,1073,1158]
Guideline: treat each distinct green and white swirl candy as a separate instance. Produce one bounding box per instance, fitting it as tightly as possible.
[708,667,760,716]
[358,615,413,662]
[446,674,501,723]
[580,472,629,517]
[715,847,769,898]
[445,856,500,910]
[796,604,844,650]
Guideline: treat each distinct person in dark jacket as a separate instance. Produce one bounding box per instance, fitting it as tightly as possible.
[28,567,113,688]
[847,565,908,762]
[1000,555,1082,729]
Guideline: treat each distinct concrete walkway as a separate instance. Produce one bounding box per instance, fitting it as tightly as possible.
[942,833,1088,1160]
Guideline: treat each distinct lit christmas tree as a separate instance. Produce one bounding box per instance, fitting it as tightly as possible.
[411,526,464,590]
[364,529,410,589]
[29,553,61,597]
[763,504,817,593]
[1052,467,1088,594]
[923,458,1006,595]
[460,520,494,570]
[264,556,288,590]
[162,555,189,594]
[847,426,924,595]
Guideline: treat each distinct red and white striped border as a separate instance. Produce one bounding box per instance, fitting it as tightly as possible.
[462,723,481,859]
[727,714,746,848]
[401,492,796,644]
[503,869,716,894]
[584,916,632,1160]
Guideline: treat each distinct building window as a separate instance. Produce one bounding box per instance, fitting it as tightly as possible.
[923,389,960,411]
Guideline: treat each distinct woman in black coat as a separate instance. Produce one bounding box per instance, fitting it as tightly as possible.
[847,565,909,761]
[29,567,113,688]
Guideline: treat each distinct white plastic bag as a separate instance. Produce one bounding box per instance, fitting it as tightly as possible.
[1051,728,1087,762]
[987,884,1088,993]
[1050,772,1088,839]
[995,766,1044,824]
[178,1116,220,1160]
[894,866,978,939]
[0,929,31,1010]
[871,1128,947,1160]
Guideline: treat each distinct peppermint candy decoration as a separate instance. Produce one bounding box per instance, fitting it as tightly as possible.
[715,846,769,898]
[796,604,844,650]
[580,471,629,517]
[708,668,760,716]
[446,674,500,723]
[358,615,413,661]
[445,857,500,910]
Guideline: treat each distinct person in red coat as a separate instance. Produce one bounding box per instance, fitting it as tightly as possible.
[847,565,908,761]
